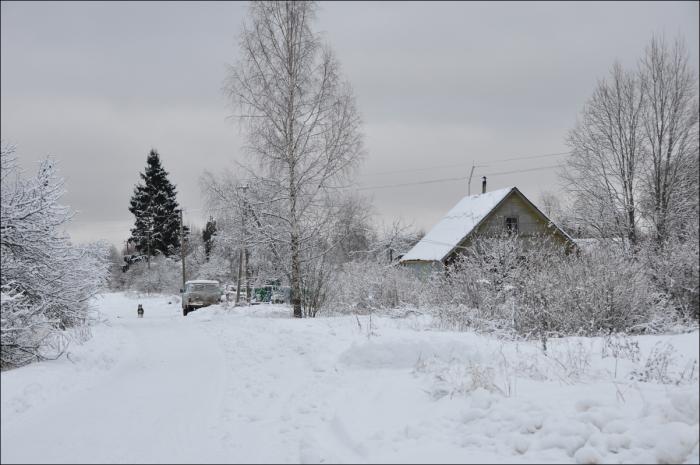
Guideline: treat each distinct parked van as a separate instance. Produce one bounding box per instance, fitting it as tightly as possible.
[181,280,222,316]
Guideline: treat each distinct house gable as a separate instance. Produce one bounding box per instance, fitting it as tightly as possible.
[400,187,576,268]
[446,188,575,262]
[477,189,571,240]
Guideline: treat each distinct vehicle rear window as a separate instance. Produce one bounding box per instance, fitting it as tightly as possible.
[189,284,219,292]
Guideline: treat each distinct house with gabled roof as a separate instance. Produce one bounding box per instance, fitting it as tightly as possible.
[399,183,576,275]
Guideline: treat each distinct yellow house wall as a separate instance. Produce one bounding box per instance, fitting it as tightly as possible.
[451,192,571,257]
[478,193,556,237]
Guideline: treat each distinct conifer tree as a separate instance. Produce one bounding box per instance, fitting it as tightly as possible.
[128,149,186,257]
[202,217,217,261]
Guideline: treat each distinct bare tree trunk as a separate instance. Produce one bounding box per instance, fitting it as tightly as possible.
[290,198,303,317]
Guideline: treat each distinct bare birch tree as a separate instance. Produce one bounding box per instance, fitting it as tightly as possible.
[224,1,363,317]
[639,36,699,244]
[562,63,644,247]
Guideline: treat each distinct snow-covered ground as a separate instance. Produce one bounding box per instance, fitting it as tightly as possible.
[1,292,698,464]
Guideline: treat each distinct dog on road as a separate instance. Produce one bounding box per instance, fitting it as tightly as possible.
[137,304,144,318]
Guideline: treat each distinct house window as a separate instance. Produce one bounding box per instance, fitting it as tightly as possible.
[505,217,518,234]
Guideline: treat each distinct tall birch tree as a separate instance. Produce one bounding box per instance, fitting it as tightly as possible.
[225,1,363,317]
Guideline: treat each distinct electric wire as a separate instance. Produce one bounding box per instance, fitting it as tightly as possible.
[357,164,562,191]
[361,151,571,177]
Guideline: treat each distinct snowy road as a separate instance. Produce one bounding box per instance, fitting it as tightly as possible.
[1,294,228,463]
[1,293,699,464]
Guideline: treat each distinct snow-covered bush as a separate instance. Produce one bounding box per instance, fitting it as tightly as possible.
[430,234,529,334]
[539,245,656,335]
[195,253,235,286]
[414,356,509,399]
[601,334,641,363]
[121,256,182,294]
[430,235,688,339]
[330,229,696,340]
[299,253,332,318]
[630,342,677,384]
[642,236,699,322]
[0,287,55,369]
[1,144,108,369]
[326,260,426,315]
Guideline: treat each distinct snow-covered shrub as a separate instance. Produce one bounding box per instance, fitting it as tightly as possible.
[549,246,656,335]
[601,334,640,364]
[336,230,695,340]
[105,245,129,290]
[414,349,518,399]
[428,235,670,339]
[326,260,426,315]
[630,342,678,384]
[642,237,699,322]
[300,253,332,318]
[121,256,182,295]
[548,340,593,382]
[193,253,234,286]
[414,356,504,399]
[0,144,108,369]
[0,287,55,369]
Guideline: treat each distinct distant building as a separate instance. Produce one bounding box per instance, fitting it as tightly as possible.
[399,185,576,275]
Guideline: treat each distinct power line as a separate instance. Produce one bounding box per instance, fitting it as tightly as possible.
[69,158,566,234]
[362,151,571,177]
[66,208,206,235]
[364,162,488,177]
[356,175,467,191]
[483,164,562,177]
[486,151,571,164]
[357,164,562,191]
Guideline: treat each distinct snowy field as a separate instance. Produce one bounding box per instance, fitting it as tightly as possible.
[1,292,698,464]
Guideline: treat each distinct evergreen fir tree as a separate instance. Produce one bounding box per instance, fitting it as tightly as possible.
[128,149,186,257]
[202,217,217,261]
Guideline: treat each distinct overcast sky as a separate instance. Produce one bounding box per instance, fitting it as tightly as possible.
[2,1,698,249]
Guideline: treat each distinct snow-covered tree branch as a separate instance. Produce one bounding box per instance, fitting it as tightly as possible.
[1,143,108,370]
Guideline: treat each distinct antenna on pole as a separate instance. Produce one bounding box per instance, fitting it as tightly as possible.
[467,163,475,196]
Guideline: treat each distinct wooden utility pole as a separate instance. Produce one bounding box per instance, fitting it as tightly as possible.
[235,249,243,306]
[244,249,251,306]
[145,228,151,295]
[180,209,186,290]
[242,185,250,305]
[147,230,151,270]
[234,185,250,307]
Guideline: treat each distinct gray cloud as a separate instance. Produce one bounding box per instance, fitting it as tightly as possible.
[2,1,697,247]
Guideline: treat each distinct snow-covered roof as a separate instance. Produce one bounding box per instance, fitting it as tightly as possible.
[186,279,220,285]
[400,187,515,263]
